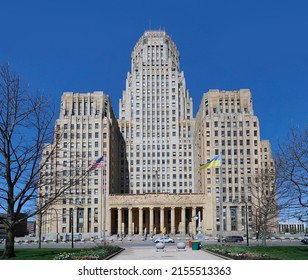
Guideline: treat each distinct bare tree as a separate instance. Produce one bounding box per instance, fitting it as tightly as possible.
[0,64,59,258]
[275,125,308,223]
[249,168,280,246]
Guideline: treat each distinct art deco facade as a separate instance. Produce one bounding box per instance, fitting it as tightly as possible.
[38,31,277,240]
[38,91,123,239]
[195,89,278,235]
[119,30,194,194]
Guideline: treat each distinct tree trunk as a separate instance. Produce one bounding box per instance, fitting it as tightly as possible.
[261,235,267,246]
[261,222,267,246]
[1,229,16,259]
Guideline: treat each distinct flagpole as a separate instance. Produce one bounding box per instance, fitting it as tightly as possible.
[103,158,106,246]
[199,155,223,243]
[219,154,223,244]
[88,156,106,244]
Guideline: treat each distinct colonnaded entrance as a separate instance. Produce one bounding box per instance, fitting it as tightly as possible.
[107,193,207,237]
[109,206,204,236]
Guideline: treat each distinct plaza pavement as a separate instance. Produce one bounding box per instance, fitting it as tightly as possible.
[110,244,226,260]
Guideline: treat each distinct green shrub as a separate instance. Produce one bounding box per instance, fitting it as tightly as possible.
[53,245,121,260]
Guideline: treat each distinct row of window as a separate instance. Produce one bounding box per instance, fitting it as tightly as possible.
[208,186,251,194]
[135,80,176,87]
[131,144,192,150]
[62,150,104,158]
[62,123,102,130]
[129,151,192,158]
[130,173,193,179]
[132,131,192,138]
[63,132,107,139]
[132,189,193,194]
[130,92,179,101]
[206,129,258,138]
[207,107,250,115]
[129,158,193,165]
[206,175,256,187]
[134,66,176,75]
[122,116,185,124]
[135,74,176,80]
[58,157,107,168]
[43,164,101,176]
[216,196,252,204]
[62,197,99,205]
[206,120,257,128]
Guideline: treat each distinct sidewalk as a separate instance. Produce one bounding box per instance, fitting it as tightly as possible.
[110,245,225,260]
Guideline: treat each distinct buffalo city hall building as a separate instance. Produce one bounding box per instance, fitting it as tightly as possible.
[38,30,277,241]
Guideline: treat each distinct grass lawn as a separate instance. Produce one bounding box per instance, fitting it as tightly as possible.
[204,244,308,260]
[0,245,121,260]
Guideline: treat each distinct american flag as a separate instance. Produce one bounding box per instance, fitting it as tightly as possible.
[88,156,105,171]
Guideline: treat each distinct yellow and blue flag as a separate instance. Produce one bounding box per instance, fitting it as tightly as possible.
[199,155,221,170]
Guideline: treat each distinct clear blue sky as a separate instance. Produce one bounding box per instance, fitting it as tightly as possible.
[1,0,307,152]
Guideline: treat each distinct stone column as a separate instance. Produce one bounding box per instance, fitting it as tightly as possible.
[117,207,122,236]
[202,207,206,234]
[107,208,112,236]
[154,209,159,234]
[160,207,165,232]
[149,207,154,235]
[139,207,143,235]
[128,207,133,236]
[191,207,196,235]
[192,207,196,218]
[181,207,186,235]
[171,207,175,235]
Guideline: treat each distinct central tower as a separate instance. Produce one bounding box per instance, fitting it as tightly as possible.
[119,30,194,194]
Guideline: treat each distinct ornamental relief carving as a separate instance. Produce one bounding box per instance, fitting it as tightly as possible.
[108,193,206,207]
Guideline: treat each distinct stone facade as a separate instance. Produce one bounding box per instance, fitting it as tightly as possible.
[119,30,194,194]
[38,31,277,241]
[38,91,123,239]
[194,89,278,236]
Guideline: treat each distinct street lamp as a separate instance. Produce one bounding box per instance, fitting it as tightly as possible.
[49,208,59,243]
[242,201,249,247]
[234,199,249,246]
[70,208,74,248]
[71,204,81,248]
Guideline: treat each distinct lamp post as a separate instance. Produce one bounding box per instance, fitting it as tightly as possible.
[70,208,74,248]
[71,205,80,248]
[234,199,249,246]
[243,201,249,247]
[50,208,59,243]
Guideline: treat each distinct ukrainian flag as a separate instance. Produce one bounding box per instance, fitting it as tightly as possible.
[199,155,221,170]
